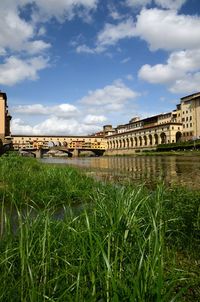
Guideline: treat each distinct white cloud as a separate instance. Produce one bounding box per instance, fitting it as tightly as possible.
[126,0,186,10]
[138,49,200,93]
[31,0,98,22]
[11,117,102,135]
[76,44,96,54]
[11,118,35,135]
[135,8,200,51]
[24,40,51,55]
[170,73,200,94]
[0,1,50,55]
[13,103,78,118]
[108,3,125,20]
[77,18,136,54]
[78,6,200,55]
[84,114,107,124]
[126,0,151,8]
[154,0,186,10]
[97,18,135,47]
[79,80,139,112]
[126,74,134,81]
[0,56,49,86]
[121,57,131,64]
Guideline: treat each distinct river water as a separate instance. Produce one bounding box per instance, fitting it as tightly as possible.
[41,155,200,189]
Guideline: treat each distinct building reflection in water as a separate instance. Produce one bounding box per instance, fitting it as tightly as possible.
[79,156,200,189]
[42,155,200,189]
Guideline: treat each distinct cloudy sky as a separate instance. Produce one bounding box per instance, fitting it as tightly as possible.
[1,0,200,135]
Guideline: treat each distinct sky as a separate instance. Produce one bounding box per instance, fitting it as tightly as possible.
[0,0,200,135]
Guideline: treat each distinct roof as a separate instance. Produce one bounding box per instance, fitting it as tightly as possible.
[0,92,7,102]
[181,92,200,100]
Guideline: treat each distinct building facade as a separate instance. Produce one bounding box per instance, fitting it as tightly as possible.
[105,92,200,154]
[0,92,12,144]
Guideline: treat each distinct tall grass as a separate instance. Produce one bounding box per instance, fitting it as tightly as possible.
[0,154,199,301]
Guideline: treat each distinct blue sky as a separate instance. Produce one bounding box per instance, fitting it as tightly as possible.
[0,0,200,135]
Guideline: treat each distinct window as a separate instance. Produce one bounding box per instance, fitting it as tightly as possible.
[186,124,188,128]
[190,116,192,121]
[186,117,188,121]
[182,118,185,122]
[190,123,192,127]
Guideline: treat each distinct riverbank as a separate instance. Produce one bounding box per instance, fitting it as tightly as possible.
[0,154,199,301]
[105,150,200,157]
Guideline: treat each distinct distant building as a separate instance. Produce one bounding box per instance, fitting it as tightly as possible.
[0,92,12,144]
[105,92,200,154]
[12,135,108,151]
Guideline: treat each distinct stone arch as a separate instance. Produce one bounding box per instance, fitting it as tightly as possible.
[154,133,159,145]
[143,135,147,146]
[149,134,153,145]
[126,138,130,148]
[116,140,119,149]
[119,139,122,149]
[135,137,138,147]
[139,136,142,146]
[130,137,134,148]
[176,131,182,143]
[113,141,116,149]
[123,139,126,148]
[160,132,167,144]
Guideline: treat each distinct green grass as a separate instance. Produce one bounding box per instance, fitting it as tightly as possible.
[0,154,199,301]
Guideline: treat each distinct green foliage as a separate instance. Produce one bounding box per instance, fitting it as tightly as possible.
[0,156,199,301]
[157,139,200,151]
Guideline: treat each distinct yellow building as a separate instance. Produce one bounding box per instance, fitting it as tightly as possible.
[12,135,108,151]
[105,92,200,154]
[0,92,12,144]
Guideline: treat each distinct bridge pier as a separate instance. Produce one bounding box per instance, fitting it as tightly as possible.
[72,149,80,157]
[35,149,42,158]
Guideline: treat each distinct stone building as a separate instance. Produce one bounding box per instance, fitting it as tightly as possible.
[0,92,12,144]
[106,92,200,154]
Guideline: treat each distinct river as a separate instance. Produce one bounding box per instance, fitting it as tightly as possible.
[41,154,200,189]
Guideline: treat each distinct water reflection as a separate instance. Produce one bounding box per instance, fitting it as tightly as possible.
[41,155,200,189]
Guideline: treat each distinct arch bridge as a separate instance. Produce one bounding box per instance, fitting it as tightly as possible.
[12,135,107,158]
